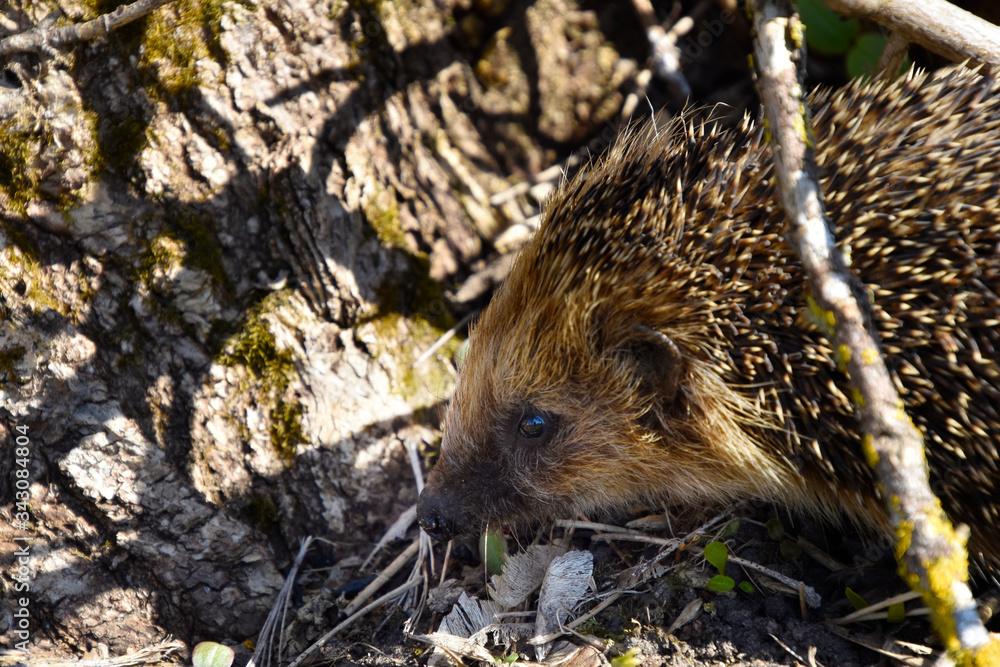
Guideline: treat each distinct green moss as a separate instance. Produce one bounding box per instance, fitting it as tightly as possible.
[163,204,231,293]
[574,617,619,641]
[129,208,230,322]
[81,0,244,178]
[90,112,150,179]
[222,295,294,384]
[377,249,454,326]
[358,179,465,403]
[398,318,461,401]
[136,0,230,95]
[247,493,279,529]
[25,279,65,316]
[344,0,395,79]
[269,398,306,460]
[0,115,80,216]
[0,346,26,384]
[220,292,307,459]
[0,245,68,316]
[0,121,40,215]
[363,185,407,250]
[0,219,39,260]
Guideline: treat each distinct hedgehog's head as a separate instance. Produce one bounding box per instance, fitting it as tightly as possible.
[416,270,705,541]
[416,129,805,541]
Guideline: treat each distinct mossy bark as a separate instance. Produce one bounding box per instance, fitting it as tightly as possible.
[0,0,638,658]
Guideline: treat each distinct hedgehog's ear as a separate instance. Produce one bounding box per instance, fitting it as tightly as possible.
[630,326,683,409]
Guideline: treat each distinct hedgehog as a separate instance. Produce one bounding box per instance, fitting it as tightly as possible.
[416,65,1000,567]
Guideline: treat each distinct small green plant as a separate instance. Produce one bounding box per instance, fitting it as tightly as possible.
[845,586,868,610]
[610,647,642,667]
[192,642,234,667]
[765,517,802,560]
[845,588,905,622]
[480,529,507,576]
[765,517,785,541]
[694,520,740,545]
[704,541,735,592]
[719,520,741,539]
[799,0,900,78]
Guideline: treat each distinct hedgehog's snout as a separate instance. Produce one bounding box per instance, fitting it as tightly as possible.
[417,482,460,542]
[418,449,514,541]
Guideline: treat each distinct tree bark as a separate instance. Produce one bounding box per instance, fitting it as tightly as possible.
[0,0,637,657]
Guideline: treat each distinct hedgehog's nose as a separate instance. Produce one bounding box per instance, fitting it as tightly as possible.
[417,487,457,542]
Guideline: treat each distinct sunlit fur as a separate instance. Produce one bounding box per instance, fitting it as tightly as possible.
[423,65,1000,564]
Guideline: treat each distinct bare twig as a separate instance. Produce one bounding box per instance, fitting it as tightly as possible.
[631,0,693,99]
[833,590,924,624]
[821,0,1000,73]
[687,544,822,608]
[344,538,421,615]
[0,0,175,57]
[413,310,476,367]
[747,0,998,663]
[876,31,910,78]
[526,591,626,645]
[246,537,316,667]
[285,577,423,667]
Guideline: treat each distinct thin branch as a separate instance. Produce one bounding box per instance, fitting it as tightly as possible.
[0,0,175,57]
[822,0,1000,74]
[245,537,315,667]
[285,577,423,667]
[876,31,910,78]
[747,0,998,664]
[344,538,421,616]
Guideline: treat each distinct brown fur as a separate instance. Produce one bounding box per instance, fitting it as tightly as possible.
[417,66,1000,566]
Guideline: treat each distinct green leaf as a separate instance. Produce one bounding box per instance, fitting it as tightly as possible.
[719,520,741,539]
[799,0,858,55]
[610,648,642,667]
[887,601,906,623]
[845,587,869,611]
[738,580,755,594]
[192,642,235,667]
[704,541,728,575]
[778,540,802,561]
[765,518,785,541]
[708,575,735,592]
[479,529,507,576]
[847,33,888,79]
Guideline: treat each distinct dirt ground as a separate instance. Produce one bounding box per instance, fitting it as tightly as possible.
[268,504,955,667]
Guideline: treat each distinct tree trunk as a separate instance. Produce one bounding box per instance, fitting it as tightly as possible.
[0,0,639,657]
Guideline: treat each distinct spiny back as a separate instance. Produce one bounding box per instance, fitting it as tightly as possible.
[420,65,1000,566]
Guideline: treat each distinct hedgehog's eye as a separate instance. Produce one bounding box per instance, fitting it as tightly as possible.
[513,407,558,447]
[518,413,546,438]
